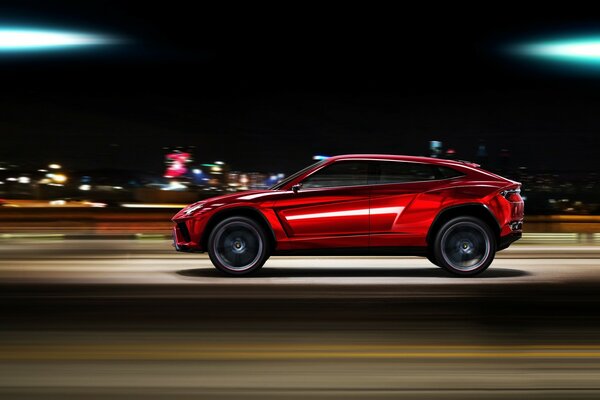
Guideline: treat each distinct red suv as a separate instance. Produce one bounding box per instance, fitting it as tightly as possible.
[173,155,524,276]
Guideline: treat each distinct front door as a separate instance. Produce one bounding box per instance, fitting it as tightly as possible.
[273,160,370,250]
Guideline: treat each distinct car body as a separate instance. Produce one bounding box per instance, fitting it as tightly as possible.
[172,154,524,276]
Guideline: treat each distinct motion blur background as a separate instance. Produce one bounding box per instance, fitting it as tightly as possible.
[1,3,600,399]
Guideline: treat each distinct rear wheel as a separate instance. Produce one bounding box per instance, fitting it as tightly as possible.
[432,216,495,276]
[207,216,270,275]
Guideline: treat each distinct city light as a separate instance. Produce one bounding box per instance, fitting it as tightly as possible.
[48,163,61,169]
[0,28,118,51]
[312,155,330,161]
[51,173,67,183]
[164,151,191,178]
[161,181,187,191]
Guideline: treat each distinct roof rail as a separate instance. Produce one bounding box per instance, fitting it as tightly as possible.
[457,160,481,168]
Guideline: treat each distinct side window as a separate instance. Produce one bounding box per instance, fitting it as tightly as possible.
[438,166,464,179]
[370,161,463,184]
[302,161,369,189]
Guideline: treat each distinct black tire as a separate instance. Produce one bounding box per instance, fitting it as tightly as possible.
[431,216,495,276]
[207,216,270,276]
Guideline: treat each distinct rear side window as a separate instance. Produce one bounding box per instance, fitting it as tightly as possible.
[302,161,369,188]
[369,161,463,184]
[438,166,464,179]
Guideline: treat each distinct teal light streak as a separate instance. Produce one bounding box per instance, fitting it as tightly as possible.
[0,28,120,52]
[513,37,600,66]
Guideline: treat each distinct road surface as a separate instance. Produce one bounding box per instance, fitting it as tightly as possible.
[1,239,600,399]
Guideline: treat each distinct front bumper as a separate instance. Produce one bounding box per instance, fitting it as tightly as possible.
[172,217,205,252]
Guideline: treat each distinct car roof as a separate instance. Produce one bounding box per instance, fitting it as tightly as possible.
[327,154,479,168]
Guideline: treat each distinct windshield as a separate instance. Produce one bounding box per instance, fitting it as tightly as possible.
[270,160,326,190]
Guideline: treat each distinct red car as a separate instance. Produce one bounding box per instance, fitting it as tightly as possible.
[173,154,524,276]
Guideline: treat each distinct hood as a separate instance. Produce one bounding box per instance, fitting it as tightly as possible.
[173,189,276,220]
[201,189,275,205]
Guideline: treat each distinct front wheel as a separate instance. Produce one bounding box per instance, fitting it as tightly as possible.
[207,216,270,275]
[432,216,495,276]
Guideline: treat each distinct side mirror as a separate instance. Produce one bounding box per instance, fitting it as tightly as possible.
[291,183,302,193]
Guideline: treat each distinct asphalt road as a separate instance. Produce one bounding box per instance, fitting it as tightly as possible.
[1,239,600,399]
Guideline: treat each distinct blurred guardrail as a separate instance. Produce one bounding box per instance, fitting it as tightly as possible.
[0,209,599,243]
[0,208,173,236]
[519,232,600,244]
[521,216,600,244]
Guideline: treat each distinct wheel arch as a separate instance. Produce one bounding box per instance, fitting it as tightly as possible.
[201,206,276,251]
[426,203,501,246]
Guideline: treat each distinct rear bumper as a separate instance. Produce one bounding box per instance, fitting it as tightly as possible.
[498,232,522,251]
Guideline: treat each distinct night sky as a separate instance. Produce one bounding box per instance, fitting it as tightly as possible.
[1,3,599,174]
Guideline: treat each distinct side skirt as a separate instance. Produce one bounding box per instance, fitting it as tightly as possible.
[273,246,428,257]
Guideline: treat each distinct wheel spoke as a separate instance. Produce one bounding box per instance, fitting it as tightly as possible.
[213,221,264,272]
[440,221,490,272]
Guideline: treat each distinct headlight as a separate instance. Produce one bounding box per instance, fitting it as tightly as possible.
[184,203,204,216]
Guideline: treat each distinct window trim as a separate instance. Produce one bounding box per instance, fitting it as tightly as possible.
[367,160,465,186]
[270,160,326,190]
[295,158,465,191]
[299,160,371,189]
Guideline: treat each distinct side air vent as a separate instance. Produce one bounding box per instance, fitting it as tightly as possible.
[177,222,191,242]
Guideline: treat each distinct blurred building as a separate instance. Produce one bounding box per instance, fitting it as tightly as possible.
[0,152,597,214]
[429,140,443,158]
[476,141,489,167]
[445,148,457,160]
[498,149,511,173]
[164,149,192,179]
[200,162,229,189]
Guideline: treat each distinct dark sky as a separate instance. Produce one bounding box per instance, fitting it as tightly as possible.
[1,3,599,174]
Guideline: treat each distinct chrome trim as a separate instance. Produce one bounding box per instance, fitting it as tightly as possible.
[500,188,521,198]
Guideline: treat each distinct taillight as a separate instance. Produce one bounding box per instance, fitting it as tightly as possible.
[500,186,524,223]
[500,188,522,203]
[506,191,522,203]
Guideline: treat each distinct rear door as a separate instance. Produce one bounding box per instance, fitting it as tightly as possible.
[368,161,448,248]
